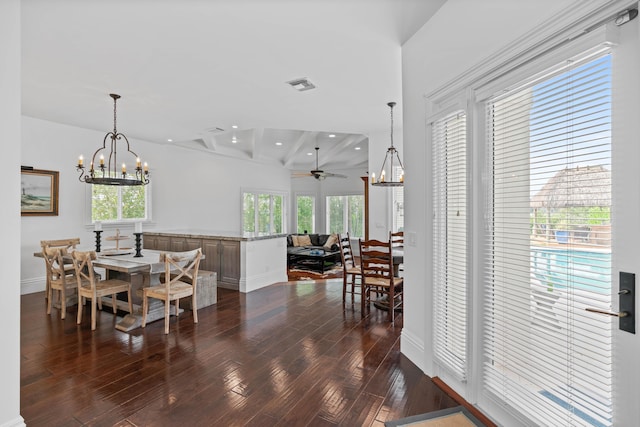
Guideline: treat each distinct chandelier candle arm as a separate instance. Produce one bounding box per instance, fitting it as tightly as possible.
[372,101,404,187]
[76,93,150,186]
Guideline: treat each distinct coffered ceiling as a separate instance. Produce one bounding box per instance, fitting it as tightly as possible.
[20,0,445,172]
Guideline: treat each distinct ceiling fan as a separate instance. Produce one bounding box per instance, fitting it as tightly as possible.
[293,146,347,180]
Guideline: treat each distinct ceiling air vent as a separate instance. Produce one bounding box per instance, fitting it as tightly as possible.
[286,77,316,92]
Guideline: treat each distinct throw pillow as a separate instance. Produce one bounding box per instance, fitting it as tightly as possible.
[298,234,312,246]
[323,233,338,250]
[291,235,300,247]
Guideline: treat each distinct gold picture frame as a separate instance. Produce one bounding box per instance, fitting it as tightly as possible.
[21,168,59,216]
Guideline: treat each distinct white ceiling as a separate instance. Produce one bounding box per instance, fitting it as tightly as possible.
[21,0,445,173]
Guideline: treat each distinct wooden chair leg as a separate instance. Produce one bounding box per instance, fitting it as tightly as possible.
[91,297,97,331]
[192,296,198,324]
[112,294,117,313]
[60,287,67,320]
[77,293,83,324]
[141,291,148,328]
[164,299,170,334]
[388,286,394,323]
[361,283,367,317]
[47,287,53,315]
[342,273,347,303]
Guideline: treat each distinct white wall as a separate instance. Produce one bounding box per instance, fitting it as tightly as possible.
[21,116,291,293]
[2,0,24,424]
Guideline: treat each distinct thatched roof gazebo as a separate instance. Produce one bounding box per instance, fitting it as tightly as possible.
[531,165,611,241]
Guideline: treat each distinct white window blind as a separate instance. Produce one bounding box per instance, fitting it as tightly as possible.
[484,53,612,426]
[393,166,404,232]
[432,110,468,381]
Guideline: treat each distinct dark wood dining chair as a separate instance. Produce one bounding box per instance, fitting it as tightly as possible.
[389,231,404,276]
[390,231,403,247]
[72,250,133,331]
[359,238,403,322]
[142,248,203,334]
[337,233,362,305]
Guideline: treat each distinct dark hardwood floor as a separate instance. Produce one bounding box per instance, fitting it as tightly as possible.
[21,278,458,426]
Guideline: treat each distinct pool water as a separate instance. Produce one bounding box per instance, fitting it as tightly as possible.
[531,247,611,294]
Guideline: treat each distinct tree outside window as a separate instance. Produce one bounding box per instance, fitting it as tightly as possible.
[326,195,364,238]
[296,195,315,233]
[242,191,284,236]
[92,184,147,222]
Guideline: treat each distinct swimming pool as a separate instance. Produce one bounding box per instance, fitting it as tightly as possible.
[531,247,611,294]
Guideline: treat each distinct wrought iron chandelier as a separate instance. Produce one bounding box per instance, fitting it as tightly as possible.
[77,94,149,186]
[371,101,404,187]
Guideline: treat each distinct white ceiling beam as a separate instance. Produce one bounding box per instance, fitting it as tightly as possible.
[199,133,218,151]
[284,131,318,168]
[250,127,264,160]
[318,134,367,169]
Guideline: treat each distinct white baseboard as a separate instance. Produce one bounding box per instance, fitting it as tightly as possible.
[240,270,287,293]
[0,415,25,427]
[21,277,45,295]
[400,328,426,372]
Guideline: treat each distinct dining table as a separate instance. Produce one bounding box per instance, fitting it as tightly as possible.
[34,248,198,332]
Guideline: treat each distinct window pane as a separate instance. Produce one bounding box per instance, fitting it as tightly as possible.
[297,196,314,233]
[273,195,283,234]
[348,195,364,238]
[258,194,271,235]
[243,193,255,233]
[327,196,344,234]
[92,185,118,221]
[121,185,146,219]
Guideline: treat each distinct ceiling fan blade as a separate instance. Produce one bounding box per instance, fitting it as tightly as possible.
[292,172,313,178]
[323,172,347,178]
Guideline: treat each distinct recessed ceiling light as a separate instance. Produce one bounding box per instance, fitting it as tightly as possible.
[307,152,313,156]
[232,125,238,129]
[167,139,173,142]
[275,142,283,146]
[329,134,336,138]
[355,147,361,150]
[232,136,237,144]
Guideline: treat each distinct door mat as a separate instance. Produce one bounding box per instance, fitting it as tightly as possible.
[385,406,484,427]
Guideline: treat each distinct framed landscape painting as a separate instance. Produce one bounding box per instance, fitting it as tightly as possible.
[21,168,59,216]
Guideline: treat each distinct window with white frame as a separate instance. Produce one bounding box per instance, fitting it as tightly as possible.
[326,195,364,238]
[296,195,315,234]
[242,191,285,236]
[91,183,148,223]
